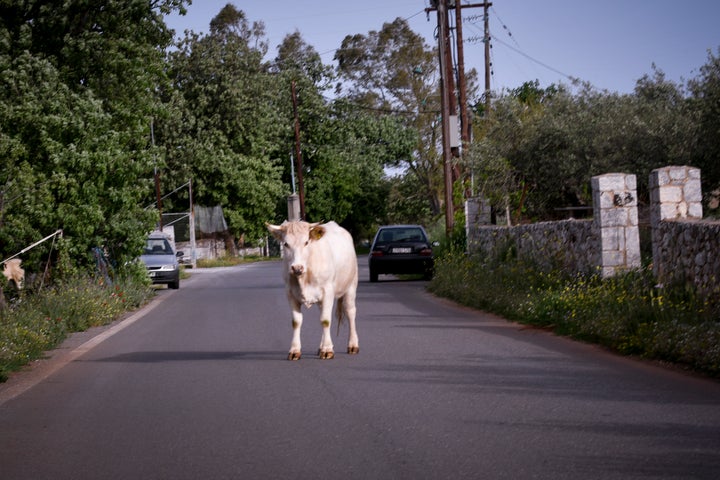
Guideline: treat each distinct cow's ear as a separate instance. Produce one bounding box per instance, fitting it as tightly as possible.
[309,224,325,241]
[266,222,285,240]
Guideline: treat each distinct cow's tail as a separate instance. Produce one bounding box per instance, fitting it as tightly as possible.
[335,297,346,336]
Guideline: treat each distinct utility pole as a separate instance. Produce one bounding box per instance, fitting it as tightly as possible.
[151,118,163,231]
[483,1,492,114]
[291,80,306,220]
[427,0,493,236]
[455,1,471,149]
[436,0,455,238]
[188,178,197,268]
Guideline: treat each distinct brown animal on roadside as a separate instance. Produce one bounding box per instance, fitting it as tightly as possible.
[3,259,24,289]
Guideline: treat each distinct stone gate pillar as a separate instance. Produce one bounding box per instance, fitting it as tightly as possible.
[464,197,492,252]
[591,173,641,277]
[649,166,703,279]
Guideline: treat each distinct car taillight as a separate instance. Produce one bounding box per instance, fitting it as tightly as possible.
[371,250,384,257]
[420,248,432,256]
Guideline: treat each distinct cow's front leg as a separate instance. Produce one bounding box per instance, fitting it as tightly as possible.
[288,298,303,360]
[317,298,335,359]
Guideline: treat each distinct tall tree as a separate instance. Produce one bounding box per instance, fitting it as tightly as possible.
[161,4,285,241]
[687,47,720,210]
[0,0,186,271]
[273,30,416,235]
[335,18,458,222]
[476,74,696,220]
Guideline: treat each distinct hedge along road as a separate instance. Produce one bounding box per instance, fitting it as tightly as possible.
[1,259,719,480]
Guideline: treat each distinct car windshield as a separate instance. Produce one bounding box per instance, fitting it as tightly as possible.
[144,238,174,255]
[376,228,425,244]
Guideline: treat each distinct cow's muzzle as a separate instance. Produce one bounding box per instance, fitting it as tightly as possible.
[290,264,305,276]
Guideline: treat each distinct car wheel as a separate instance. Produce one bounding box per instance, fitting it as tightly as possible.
[169,276,180,289]
[369,269,378,283]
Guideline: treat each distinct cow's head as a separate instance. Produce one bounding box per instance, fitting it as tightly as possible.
[266,221,325,277]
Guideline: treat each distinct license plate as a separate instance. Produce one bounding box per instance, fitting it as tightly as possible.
[393,247,412,253]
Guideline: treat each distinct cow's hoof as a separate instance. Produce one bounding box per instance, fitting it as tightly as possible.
[347,346,360,355]
[288,352,302,361]
[318,350,334,360]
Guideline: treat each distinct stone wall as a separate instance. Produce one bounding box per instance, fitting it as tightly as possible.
[653,219,720,292]
[466,165,719,293]
[467,173,640,277]
[467,219,598,274]
[650,166,719,292]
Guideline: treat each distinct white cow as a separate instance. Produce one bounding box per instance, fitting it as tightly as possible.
[266,220,359,360]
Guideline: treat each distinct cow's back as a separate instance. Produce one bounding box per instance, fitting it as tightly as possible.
[315,222,357,297]
[325,222,358,296]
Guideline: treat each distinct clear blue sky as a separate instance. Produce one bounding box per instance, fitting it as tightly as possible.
[164,0,720,94]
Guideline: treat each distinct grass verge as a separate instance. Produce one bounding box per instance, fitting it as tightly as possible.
[0,255,270,382]
[428,251,720,378]
[195,255,269,268]
[0,275,154,382]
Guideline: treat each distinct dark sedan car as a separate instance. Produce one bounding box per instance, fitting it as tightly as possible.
[368,225,435,282]
[140,233,182,289]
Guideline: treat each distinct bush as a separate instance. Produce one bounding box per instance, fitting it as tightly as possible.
[429,252,720,377]
[196,255,269,268]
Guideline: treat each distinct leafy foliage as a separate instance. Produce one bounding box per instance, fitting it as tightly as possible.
[0,0,181,273]
[2,0,720,266]
[687,48,720,207]
[158,5,286,241]
[335,17,470,221]
[473,69,714,220]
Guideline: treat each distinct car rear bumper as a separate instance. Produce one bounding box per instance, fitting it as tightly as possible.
[369,256,434,275]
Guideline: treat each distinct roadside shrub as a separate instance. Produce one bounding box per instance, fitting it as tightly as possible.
[197,255,258,268]
[429,253,720,377]
[0,273,153,382]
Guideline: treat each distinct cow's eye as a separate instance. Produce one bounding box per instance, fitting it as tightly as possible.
[283,242,289,248]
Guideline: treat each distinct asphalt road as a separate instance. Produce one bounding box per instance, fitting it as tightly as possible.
[1,259,719,480]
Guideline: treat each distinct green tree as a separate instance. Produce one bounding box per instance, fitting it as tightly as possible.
[0,0,185,272]
[335,17,464,222]
[302,101,416,234]
[687,47,720,213]
[161,4,285,241]
[477,75,694,219]
[273,30,416,235]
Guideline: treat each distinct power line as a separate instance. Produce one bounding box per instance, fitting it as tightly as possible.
[490,33,577,83]
[490,6,520,49]
[462,6,583,87]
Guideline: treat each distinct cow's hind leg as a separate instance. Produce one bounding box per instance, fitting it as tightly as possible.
[317,298,335,359]
[343,292,359,355]
[288,298,303,360]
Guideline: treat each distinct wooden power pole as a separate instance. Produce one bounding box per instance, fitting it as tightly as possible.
[435,0,455,238]
[291,81,306,220]
[483,1,492,114]
[427,0,492,237]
